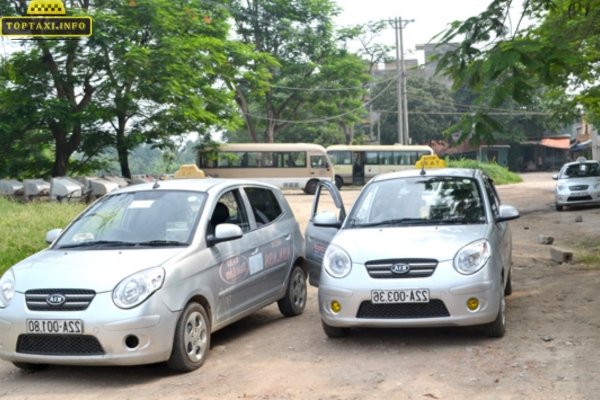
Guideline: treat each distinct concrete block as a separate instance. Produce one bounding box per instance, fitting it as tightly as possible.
[550,247,573,264]
[538,235,554,245]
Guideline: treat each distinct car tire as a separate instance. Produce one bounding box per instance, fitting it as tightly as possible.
[12,362,48,372]
[483,289,506,338]
[304,179,319,195]
[321,320,350,338]
[334,176,343,189]
[555,204,564,211]
[167,302,211,372]
[504,270,513,296]
[278,265,307,317]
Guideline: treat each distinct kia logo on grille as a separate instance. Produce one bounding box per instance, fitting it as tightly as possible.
[46,294,66,306]
[390,263,410,274]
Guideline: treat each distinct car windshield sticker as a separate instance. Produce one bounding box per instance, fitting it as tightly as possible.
[129,200,154,209]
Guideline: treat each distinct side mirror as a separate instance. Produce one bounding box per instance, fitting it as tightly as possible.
[313,211,341,228]
[552,174,559,180]
[45,228,63,245]
[496,205,520,223]
[207,223,243,246]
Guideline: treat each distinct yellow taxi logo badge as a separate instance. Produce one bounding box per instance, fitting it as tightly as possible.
[1,0,92,38]
[27,0,66,15]
[415,155,446,169]
[174,165,207,179]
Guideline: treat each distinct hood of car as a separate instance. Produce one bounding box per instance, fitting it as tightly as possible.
[334,224,489,264]
[10,248,184,292]
[557,177,600,187]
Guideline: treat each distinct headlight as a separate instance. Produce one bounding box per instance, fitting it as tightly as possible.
[323,244,352,278]
[0,269,16,308]
[113,267,165,309]
[556,184,566,192]
[454,239,491,275]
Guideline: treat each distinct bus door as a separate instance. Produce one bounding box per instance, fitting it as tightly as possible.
[352,152,365,185]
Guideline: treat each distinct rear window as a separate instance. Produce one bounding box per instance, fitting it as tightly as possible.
[244,187,283,226]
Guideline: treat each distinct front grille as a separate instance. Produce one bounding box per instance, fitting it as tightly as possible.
[569,185,589,191]
[365,259,438,279]
[567,195,592,201]
[356,300,450,319]
[25,289,96,311]
[17,334,104,356]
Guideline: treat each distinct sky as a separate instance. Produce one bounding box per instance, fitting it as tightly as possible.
[333,0,490,63]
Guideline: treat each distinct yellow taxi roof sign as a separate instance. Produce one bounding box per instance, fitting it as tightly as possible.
[174,164,206,179]
[416,154,446,169]
[27,0,66,15]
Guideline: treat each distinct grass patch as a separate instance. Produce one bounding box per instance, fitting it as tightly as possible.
[573,240,600,268]
[447,159,522,185]
[0,198,86,274]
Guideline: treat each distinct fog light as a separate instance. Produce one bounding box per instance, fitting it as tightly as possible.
[467,297,479,311]
[331,300,342,313]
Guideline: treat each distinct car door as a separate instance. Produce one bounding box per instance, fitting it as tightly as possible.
[483,178,511,276]
[304,180,346,286]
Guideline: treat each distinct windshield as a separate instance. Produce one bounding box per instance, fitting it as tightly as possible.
[560,162,600,179]
[54,190,206,249]
[347,176,486,228]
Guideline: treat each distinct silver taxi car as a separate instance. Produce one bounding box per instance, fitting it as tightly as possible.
[305,167,519,338]
[0,178,307,372]
[553,157,600,211]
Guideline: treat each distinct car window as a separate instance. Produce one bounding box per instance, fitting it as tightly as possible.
[310,155,327,168]
[348,176,485,227]
[55,191,205,247]
[562,162,600,178]
[483,178,500,217]
[210,189,250,234]
[244,187,283,227]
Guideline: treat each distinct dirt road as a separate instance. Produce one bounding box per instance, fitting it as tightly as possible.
[1,172,599,399]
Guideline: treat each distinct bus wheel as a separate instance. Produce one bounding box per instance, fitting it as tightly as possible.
[334,176,343,189]
[304,179,318,195]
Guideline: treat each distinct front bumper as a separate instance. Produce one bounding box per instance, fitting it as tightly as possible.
[0,291,179,366]
[319,260,502,329]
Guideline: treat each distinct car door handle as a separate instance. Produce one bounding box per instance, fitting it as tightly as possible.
[250,248,259,255]
[284,234,292,241]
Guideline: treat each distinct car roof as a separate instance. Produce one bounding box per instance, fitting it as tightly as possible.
[371,168,480,183]
[562,159,600,167]
[109,178,279,195]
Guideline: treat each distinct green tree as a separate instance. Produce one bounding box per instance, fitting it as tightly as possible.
[435,0,588,143]
[229,0,343,143]
[0,0,268,178]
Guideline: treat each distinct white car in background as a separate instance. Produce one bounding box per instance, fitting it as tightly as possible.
[0,178,307,372]
[305,167,519,338]
[553,157,600,211]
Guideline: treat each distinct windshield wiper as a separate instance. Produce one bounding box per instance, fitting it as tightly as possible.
[355,218,429,228]
[57,240,136,249]
[133,240,188,247]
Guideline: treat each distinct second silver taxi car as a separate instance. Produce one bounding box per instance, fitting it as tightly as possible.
[0,178,307,372]
[553,157,600,211]
[305,167,519,338]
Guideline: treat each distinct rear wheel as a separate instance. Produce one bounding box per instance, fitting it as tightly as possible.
[167,302,211,372]
[304,179,319,195]
[278,266,307,317]
[322,320,350,338]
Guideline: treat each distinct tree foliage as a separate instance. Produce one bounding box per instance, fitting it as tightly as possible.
[435,0,591,143]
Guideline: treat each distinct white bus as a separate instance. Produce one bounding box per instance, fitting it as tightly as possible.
[197,143,335,194]
[327,144,435,187]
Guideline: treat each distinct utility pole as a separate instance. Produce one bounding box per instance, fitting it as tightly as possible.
[391,17,413,144]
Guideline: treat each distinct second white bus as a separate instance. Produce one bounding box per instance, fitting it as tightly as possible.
[327,144,435,187]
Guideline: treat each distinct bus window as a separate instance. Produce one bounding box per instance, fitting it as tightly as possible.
[310,155,328,168]
[365,152,379,165]
[379,151,393,165]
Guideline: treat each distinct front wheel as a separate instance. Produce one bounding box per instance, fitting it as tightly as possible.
[555,204,564,211]
[278,266,307,317]
[322,320,350,338]
[167,302,211,372]
[334,176,343,189]
[483,289,506,338]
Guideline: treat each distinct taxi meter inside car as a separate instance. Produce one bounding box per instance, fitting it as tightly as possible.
[0,178,307,372]
[304,166,519,338]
